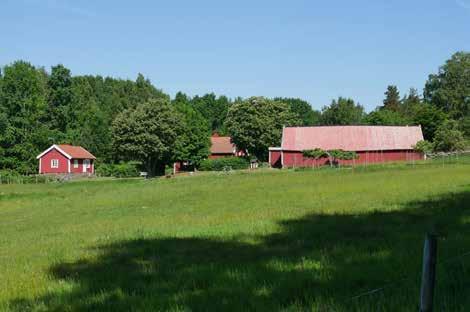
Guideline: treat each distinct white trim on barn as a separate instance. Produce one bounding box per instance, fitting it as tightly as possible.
[36,144,73,160]
[38,158,41,174]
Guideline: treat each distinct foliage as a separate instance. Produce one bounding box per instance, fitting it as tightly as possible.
[401,88,421,116]
[433,119,466,152]
[382,85,401,111]
[226,97,300,161]
[365,109,411,126]
[424,51,470,118]
[190,93,231,134]
[413,140,434,155]
[274,97,321,126]
[198,156,249,171]
[320,97,365,125]
[410,103,447,140]
[302,148,328,159]
[458,116,470,138]
[327,149,358,165]
[111,98,184,176]
[172,92,211,166]
[0,61,50,174]
[95,161,141,178]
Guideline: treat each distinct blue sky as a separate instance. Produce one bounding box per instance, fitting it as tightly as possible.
[1,0,469,111]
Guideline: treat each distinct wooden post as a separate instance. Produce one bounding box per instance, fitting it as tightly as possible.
[420,234,438,312]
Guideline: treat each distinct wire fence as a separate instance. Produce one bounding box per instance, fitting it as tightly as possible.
[338,244,470,310]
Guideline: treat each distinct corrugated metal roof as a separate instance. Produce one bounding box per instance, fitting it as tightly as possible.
[58,144,96,159]
[281,126,424,151]
[210,136,236,154]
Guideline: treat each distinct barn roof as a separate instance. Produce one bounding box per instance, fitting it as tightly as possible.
[36,144,96,159]
[281,126,424,152]
[210,136,236,154]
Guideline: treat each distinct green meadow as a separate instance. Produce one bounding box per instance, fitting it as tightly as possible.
[2,160,470,311]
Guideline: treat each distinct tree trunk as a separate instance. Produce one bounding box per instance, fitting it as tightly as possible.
[155,162,166,176]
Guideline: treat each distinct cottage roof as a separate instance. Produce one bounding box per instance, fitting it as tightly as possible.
[37,144,96,159]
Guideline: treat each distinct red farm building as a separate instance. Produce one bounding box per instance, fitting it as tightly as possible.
[209,134,245,159]
[269,125,425,168]
[173,135,245,174]
[36,144,96,174]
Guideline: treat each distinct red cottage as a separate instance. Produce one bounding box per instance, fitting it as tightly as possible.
[36,144,96,174]
[269,126,425,168]
[209,135,245,159]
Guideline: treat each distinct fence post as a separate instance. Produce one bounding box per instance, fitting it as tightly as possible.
[420,233,438,312]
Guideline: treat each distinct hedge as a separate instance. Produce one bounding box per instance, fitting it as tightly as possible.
[95,161,141,178]
[199,157,249,171]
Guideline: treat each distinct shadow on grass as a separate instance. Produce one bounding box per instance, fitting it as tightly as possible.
[10,191,470,311]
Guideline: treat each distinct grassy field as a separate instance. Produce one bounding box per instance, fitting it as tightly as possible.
[2,160,470,311]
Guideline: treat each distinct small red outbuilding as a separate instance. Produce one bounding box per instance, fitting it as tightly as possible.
[36,144,96,174]
[269,125,425,168]
[209,134,245,159]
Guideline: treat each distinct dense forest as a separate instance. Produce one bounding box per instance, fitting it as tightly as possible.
[0,51,468,175]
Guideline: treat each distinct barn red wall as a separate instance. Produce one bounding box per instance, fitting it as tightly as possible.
[269,151,282,168]
[69,159,94,174]
[281,150,424,168]
[40,149,69,174]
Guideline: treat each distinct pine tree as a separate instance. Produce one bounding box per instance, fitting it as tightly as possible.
[382,85,401,111]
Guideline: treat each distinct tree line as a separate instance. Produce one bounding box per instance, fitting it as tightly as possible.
[0,51,468,175]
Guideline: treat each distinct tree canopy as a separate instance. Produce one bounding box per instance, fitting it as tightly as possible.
[321,97,365,125]
[424,51,470,119]
[226,97,299,161]
[382,85,401,111]
[112,99,183,176]
[274,97,321,126]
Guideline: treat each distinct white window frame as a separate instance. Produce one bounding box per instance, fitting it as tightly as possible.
[51,159,59,168]
[73,159,79,168]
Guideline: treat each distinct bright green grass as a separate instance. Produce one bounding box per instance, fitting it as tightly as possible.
[2,160,470,311]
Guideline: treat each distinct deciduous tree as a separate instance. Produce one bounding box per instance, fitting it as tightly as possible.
[112,99,183,176]
[226,97,299,161]
[320,97,364,125]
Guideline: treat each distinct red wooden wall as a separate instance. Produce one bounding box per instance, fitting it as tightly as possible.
[270,150,424,168]
[39,149,69,174]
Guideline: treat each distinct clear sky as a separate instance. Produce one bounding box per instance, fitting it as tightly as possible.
[1,0,469,111]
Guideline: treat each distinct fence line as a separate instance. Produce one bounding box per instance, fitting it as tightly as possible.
[345,247,470,303]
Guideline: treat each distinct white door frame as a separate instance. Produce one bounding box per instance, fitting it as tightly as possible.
[83,159,90,173]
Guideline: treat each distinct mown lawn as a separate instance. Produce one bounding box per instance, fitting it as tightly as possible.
[2,160,470,311]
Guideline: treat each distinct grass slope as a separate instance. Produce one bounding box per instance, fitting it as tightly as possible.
[1,161,470,311]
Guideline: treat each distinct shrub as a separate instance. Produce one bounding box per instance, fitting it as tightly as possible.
[96,161,141,178]
[0,170,21,184]
[413,140,434,156]
[199,157,249,171]
[433,120,465,152]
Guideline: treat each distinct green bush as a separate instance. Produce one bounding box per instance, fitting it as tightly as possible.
[0,170,50,184]
[96,161,141,178]
[199,157,249,171]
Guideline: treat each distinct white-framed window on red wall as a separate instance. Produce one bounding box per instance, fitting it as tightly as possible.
[74,159,79,168]
[51,159,59,168]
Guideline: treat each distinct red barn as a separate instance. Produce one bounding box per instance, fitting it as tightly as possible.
[209,135,245,159]
[269,125,424,168]
[36,144,96,174]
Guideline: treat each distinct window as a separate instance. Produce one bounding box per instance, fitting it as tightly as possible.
[51,159,59,168]
[74,159,79,168]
